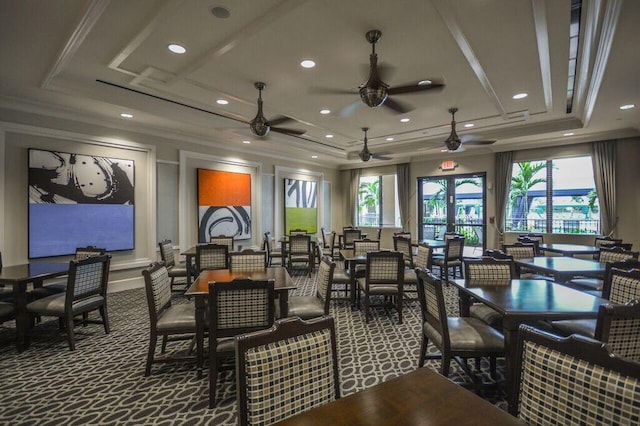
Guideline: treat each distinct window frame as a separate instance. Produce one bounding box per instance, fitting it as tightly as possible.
[356,173,400,228]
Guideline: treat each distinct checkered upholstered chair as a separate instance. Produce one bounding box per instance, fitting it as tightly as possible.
[141,262,196,376]
[503,242,539,278]
[514,325,640,425]
[0,301,15,325]
[195,243,229,273]
[594,236,623,259]
[235,316,340,425]
[262,232,283,266]
[594,300,640,362]
[401,242,433,297]
[464,257,516,328]
[289,229,308,235]
[516,236,541,255]
[230,249,267,271]
[350,238,380,279]
[416,269,504,380]
[567,248,640,294]
[26,255,111,351]
[208,278,275,408]
[288,256,336,320]
[358,251,405,324]
[393,235,414,268]
[158,240,191,292]
[287,234,312,277]
[432,236,464,283]
[551,265,640,339]
[210,235,234,252]
[341,229,362,249]
[30,246,107,298]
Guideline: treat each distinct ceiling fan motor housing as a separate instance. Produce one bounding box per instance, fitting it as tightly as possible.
[250,117,270,136]
[359,85,388,107]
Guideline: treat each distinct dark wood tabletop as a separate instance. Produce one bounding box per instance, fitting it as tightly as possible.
[539,243,599,257]
[0,261,70,352]
[451,278,605,414]
[514,256,605,282]
[420,238,447,248]
[273,367,523,425]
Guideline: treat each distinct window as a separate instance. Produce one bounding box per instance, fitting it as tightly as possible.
[505,156,600,234]
[357,174,401,227]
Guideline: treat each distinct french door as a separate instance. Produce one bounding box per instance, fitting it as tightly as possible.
[417,173,486,255]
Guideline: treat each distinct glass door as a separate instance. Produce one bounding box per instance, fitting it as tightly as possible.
[418,173,486,256]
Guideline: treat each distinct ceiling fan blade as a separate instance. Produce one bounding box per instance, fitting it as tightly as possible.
[372,153,392,160]
[382,97,413,114]
[309,86,358,95]
[271,126,306,136]
[268,115,295,126]
[340,100,364,117]
[387,79,446,96]
[461,135,496,145]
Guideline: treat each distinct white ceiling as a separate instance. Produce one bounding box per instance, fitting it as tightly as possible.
[1,0,638,168]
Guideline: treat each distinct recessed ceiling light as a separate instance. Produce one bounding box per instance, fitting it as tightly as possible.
[216,99,229,105]
[619,104,636,110]
[400,118,410,123]
[386,137,394,141]
[418,80,432,85]
[464,123,474,128]
[168,44,186,54]
[325,134,334,138]
[242,140,251,144]
[120,113,133,119]
[311,155,318,159]
[512,93,528,99]
[320,109,331,114]
[211,6,230,18]
[300,59,316,69]
[563,132,574,136]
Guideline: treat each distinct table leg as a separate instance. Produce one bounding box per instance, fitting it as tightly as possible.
[14,282,29,352]
[194,294,206,379]
[279,290,289,318]
[502,317,520,415]
[185,254,194,286]
[457,290,471,317]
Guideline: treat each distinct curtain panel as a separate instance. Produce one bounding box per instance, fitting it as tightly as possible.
[349,168,361,227]
[494,151,514,244]
[396,163,410,231]
[592,140,617,236]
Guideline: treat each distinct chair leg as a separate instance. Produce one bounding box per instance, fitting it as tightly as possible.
[100,305,110,334]
[364,294,370,324]
[161,335,168,354]
[397,296,403,325]
[489,357,497,380]
[82,312,88,326]
[441,355,451,377]
[475,357,481,371]
[66,315,76,351]
[419,335,429,367]
[209,339,218,408]
[145,333,157,376]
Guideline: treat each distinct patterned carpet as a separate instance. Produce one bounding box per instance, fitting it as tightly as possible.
[0,268,507,425]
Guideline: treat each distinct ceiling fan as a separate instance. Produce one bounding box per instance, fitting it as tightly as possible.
[443,107,496,151]
[354,127,391,162]
[313,30,445,117]
[247,82,305,137]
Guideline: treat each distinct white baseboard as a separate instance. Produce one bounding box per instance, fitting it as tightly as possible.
[107,276,144,293]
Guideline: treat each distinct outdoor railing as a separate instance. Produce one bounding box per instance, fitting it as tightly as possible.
[504,218,600,234]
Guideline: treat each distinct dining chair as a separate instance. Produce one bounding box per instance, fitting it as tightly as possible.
[209,235,234,252]
[209,278,275,408]
[551,264,640,338]
[351,238,380,279]
[415,269,504,381]
[0,251,10,302]
[502,242,539,278]
[432,236,464,283]
[289,228,308,235]
[29,245,107,298]
[230,249,268,271]
[287,234,312,277]
[375,227,382,241]
[0,301,15,326]
[262,232,283,266]
[26,255,111,351]
[341,229,362,250]
[514,325,640,425]
[141,262,196,376]
[358,251,404,324]
[518,232,544,244]
[393,235,414,268]
[235,316,340,425]
[328,231,339,258]
[288,256,336,319]
[463,257,517,328]
[195,243,229,273]
[158,240,191,292]
[594,300,640,362]
[594,236,623,259]
[566,247,639,293]
[516,236,541,255]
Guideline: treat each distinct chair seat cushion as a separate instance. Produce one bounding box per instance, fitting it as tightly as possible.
[216,337,235,355]
[470,304,502,328]
[289,255,310,261]
[0,302,15,321]
[357,279,400,295]
[424,317,504,352]
[168,264,189,277]
[403,269,417,284]
[157,303,196,333]
[27,293,104,316]
[549,319,596,339]
[331,269,351,284]
[287,296,325,320]
[432,258,462,267]
[566,278,604,291]
[29,281,67,298]
[0,287,14,302]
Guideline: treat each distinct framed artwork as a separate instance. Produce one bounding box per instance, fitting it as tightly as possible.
[28,148,135,258]
[284,178,317,234]
[197,169,251,242]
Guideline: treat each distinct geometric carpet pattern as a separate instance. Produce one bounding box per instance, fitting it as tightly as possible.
[0,268,507,425]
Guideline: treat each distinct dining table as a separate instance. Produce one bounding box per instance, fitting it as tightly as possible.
[539,243,599,257]
[339,249,367,308]
[450,277,606,414]
[273,367,523,425]
[514,256,605,282]
[184,266,296,378]
[0,261,70,351]
[419,238,447,249]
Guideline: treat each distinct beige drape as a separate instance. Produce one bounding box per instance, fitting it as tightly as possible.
[592,140,617,236]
